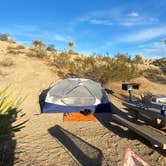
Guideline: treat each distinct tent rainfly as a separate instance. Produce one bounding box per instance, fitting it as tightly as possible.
[41,78,111,113]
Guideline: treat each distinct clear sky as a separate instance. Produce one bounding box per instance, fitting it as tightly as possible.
[0,0,166,58]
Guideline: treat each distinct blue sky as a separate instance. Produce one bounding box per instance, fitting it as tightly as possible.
[0,0,166,58]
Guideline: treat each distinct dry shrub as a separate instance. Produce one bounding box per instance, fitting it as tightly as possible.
[15,45,25,49]
[51,52,70,68]
[0,57,14,66]
[7,46,23,54]
[56,55,140,84]
[49,52,140,84]
[29,48,47,58]
[7,46,14,50]
[143,68,166,83]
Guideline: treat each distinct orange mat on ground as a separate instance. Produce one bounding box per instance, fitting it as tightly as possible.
[63,113,96,122]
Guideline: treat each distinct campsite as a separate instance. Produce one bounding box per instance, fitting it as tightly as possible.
[0,1,166,166]
[0,38,166,165]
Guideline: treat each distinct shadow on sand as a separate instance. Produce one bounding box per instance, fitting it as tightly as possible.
[0,111,27,166]
[0,136,16,166]
[94,103,166,157]
[48,125,107,166]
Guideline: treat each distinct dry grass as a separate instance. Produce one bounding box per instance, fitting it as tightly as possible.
[0,56,14,67]
[7,46,24,55]
[15,45,25,50]
[50,53,140,84]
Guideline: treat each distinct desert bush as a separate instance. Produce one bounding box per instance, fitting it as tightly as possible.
[0,34,15,43]
[153,58,166,74]
[133,54,143,64]
[7,49,18,54]
[143,68,166,83]
[31,40,47,58]
[49,50,139,84]
[64,54,139,84]
[0,57,14,67]
[46,44,56,52]
[15,45,25,50]
[0,34,9,41]
[7,46,23,55]
[32,49,47,58]
[51,52,70,68]
[144,68,161,75]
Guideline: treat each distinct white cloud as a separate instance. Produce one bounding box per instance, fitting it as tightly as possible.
[133,41,166,58]
[48,33,71,42]
[15,24,37,32]
[79,9,157,26]
[0,25,71,43]
[128,12,139,17]
[120,26,166,42]
[89,19,113,25]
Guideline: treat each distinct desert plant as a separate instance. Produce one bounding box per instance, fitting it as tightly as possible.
[0,86,26,136]
[0,34,9,41]
[0,57,14,67]
[68,41,74,53]
[0,34,15,43]
[7,46,24,54]
[115,53,129,63]
[133,54,143,64]
[51,52,70,68]
[15,45,25,50]
[63,53,140,84]
[46,44,56,52]
[32,40,45,49]
[31,40,47,58]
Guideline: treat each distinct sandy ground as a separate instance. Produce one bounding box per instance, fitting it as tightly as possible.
[0,44,166,165]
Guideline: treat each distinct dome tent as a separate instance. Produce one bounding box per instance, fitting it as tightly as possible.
[41,78,111,113]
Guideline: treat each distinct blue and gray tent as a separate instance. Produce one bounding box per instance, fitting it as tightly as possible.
[41,78,111,113]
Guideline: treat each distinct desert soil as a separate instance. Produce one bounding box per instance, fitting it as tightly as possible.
[0,45,166,165]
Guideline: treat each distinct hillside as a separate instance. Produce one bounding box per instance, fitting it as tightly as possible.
[0,41,166,165]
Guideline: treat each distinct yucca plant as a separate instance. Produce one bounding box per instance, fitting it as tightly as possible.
[0,85,26,136]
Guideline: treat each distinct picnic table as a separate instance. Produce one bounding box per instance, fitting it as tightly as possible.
[123,101,166,127]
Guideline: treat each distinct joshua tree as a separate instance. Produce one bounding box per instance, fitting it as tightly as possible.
[68,41,74,53]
